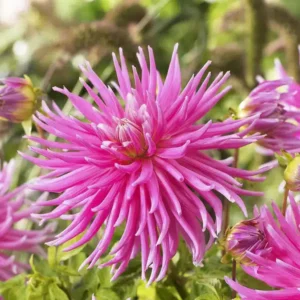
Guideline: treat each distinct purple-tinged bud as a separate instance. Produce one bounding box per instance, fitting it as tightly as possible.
[284,156,300,191]
[224,218,268,265]
[0,76,41,123]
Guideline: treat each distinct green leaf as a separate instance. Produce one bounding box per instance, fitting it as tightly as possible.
[193,282,221,300]
[1,284,27,300]
[48,283,69,300]
[0,274,27,300]
[56,233,87,262]
[156,286,180,300]
[0,274,26,293]
[32,256,57,277]
[95,288,120,300]
[69,252,87,272]
[55,265,80,276]
[97,268,112,289]
[177,240,193,273]
[82,268,100,291]
[194,294,219,300]
[26,277,49,300]
[21,119,32,135]
[70,265,100,300]
[48,246,57,268]
[136,280,156,300]
[113,278,139,299]
[29,255,38,274]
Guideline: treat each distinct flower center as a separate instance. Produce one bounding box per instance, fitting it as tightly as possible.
[115,118,146,157]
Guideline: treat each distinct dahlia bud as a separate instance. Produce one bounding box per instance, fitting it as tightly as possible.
[284,156,300,191]
[0,76,41,123]
[224,218,268,265]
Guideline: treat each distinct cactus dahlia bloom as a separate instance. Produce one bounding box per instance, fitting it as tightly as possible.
[24,45,267,283]
[239,78,300,156]
[0,76,41,123]
[225,194,300,299]
[0,160,51,281]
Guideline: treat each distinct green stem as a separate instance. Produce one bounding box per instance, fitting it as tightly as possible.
[232,259,237,298]
[245,0,268,88]
[169,261,188,299]
[0,147,4,169]
[222,149,239,238]
[222,149,239,297]
[282,186,289,216]
[41,58,60,92]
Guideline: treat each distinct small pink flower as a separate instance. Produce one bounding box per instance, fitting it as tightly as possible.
[225,194,300,299]
[0,160,52,281]
[0,76,41,123]
[24,45,267,283]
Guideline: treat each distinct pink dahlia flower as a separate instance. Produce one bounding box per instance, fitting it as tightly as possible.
[239,78,300,156]
[0,160,51,281]
[0,76,41,123]
[225,194,300,299]
[24,45,267,283]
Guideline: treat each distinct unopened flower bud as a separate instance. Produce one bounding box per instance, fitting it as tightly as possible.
[284,156,300,191]
[224,218,268,265]
[0,76,41,123]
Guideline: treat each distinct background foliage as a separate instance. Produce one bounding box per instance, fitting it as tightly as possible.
[0,0,299,299]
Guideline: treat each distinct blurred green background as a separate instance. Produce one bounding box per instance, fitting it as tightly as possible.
[1,1,300,299]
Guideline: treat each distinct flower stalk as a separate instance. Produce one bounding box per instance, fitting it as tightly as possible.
[245,0,268,88]
[222,148,239,237]
[282,186,289,216]
[223,148,239,298]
